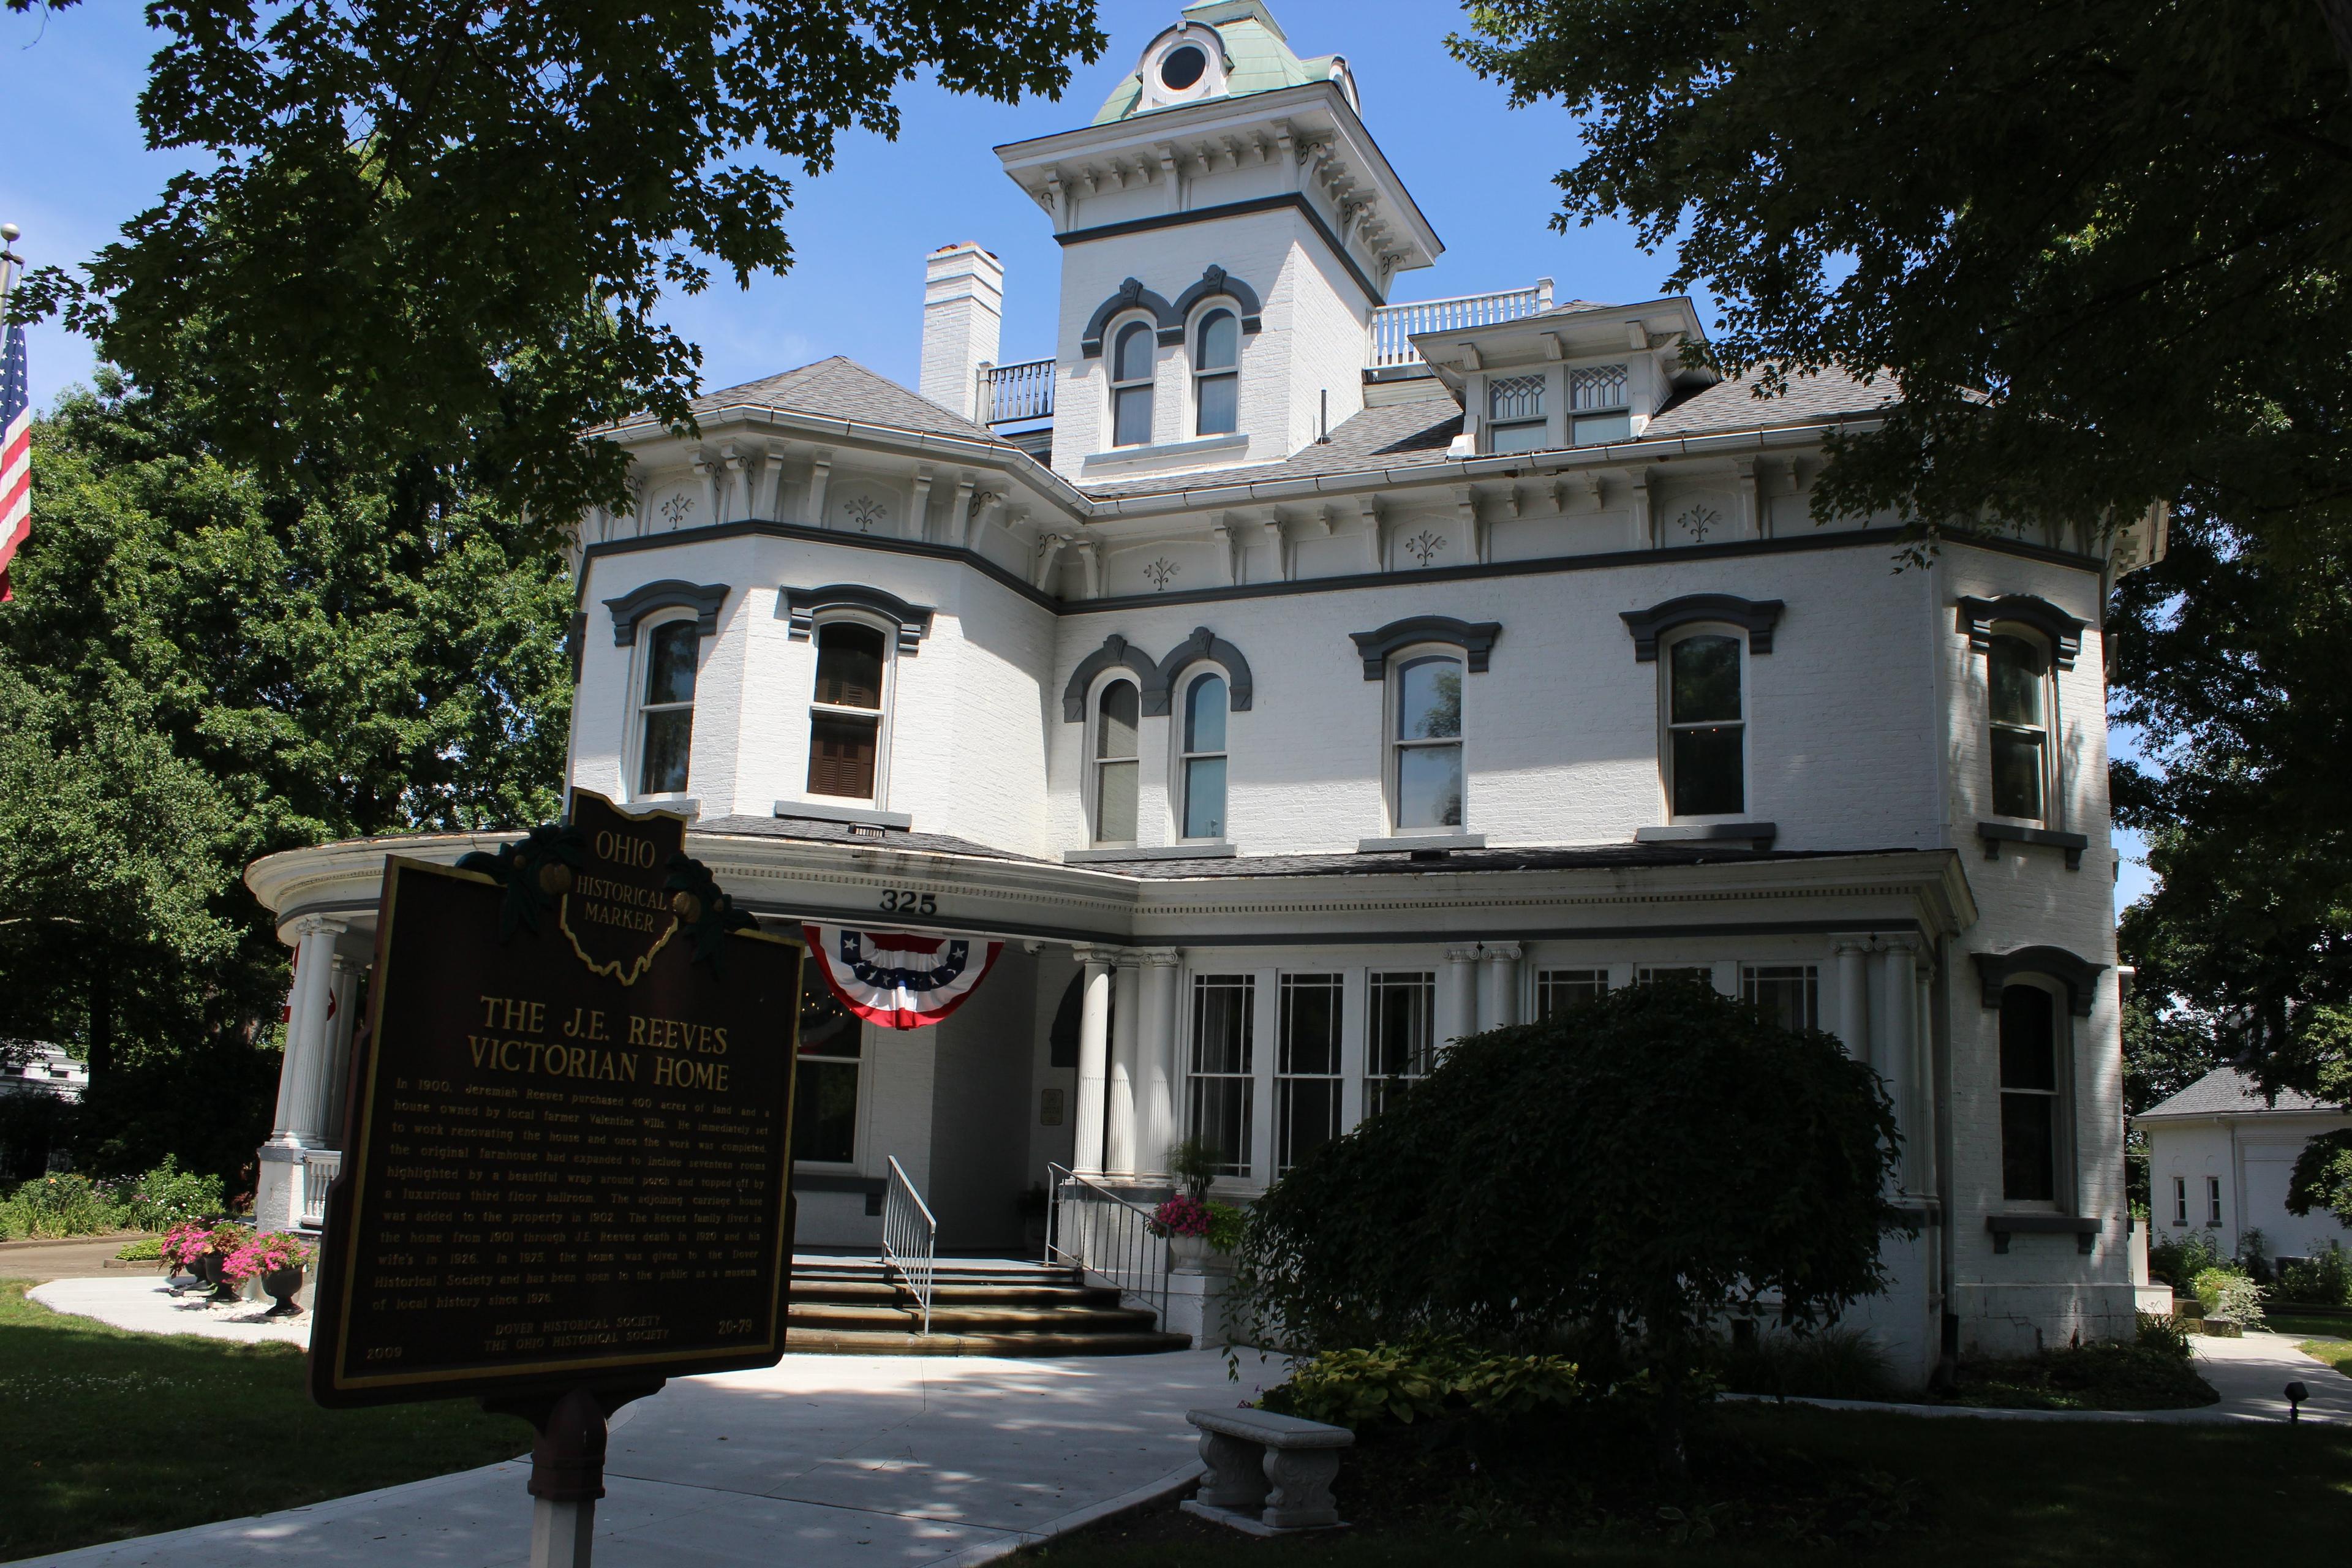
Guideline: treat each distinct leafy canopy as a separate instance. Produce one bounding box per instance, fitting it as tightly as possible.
[1236,980,1904,1364]
[9,0,1106,521]
[1452,1,2352,544]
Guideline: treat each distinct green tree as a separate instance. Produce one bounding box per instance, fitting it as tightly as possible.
[10,0,1106,521]
[1450,1,2352,546]
[1237,979,1902,1468]
[0,371,576,1184]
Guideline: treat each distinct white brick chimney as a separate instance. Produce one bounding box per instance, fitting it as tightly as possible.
[919,242,1005,424]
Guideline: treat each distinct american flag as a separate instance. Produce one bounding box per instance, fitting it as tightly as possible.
[0,311,28,603]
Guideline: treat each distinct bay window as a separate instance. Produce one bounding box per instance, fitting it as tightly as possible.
[1188,974,1256,1178]
[1989,633,2051,821]
[807,620,887,801]
[636,617,698,796]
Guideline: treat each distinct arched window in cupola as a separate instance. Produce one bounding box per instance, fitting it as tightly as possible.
[1111,321,1155,447]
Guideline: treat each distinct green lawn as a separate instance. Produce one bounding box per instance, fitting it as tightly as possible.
[2299,1339,2352,1378]
[0,1278,528,1562]
[2268,1311,2352,1341]
[1027,1403,2352,1567]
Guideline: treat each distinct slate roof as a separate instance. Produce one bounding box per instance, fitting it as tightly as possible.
[693,814,1047,865]
[687,356,1006,444]
[1647,367,1896,438]
[2137,1067,2343,1120]
[1082,401,1465,498]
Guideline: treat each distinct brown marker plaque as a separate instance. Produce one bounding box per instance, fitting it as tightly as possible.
[309,793,803,1406]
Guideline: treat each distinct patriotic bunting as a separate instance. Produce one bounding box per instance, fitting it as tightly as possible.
[802,925,1003,1030]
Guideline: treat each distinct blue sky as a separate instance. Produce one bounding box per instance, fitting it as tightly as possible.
[1,0,2150,911]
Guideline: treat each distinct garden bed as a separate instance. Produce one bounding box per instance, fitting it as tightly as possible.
[0,1278,526,1562]
[1023,1403,2352,1566]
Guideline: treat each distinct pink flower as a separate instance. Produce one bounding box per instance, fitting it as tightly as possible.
[1151,1195,1212,1238]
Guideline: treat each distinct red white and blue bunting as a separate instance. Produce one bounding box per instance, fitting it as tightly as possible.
[802,925,1003,1030]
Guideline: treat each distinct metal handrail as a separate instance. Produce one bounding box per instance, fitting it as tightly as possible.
[1046,1163,1169,1329]
[986,357,1056,424]
[881,1156,938,1335]
[1367,279,1555,368]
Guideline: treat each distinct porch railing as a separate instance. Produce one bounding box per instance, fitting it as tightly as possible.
[298,1150,341,1230]
[881,1155,938,1335]
[1046,1163,1169,1329]
[1367,279,1555,369]
[985,357,1055,425]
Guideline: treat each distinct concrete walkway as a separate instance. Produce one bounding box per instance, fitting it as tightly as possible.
[21,1278,1278,1568]
[31,1275,311,1347]
[0,1234,153,1282]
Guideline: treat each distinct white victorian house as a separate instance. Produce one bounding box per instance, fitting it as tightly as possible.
[246,0,2163,1383]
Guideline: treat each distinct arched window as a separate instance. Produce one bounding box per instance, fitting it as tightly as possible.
[1093,678,1140,843]
[1393,654,1463,829]
[1111,320,1155,447]
[1194,309,1238,436]
[1666,631,1743,816]
[1999,984,2062,1204]
[1180,673,1228,839]
[807,620,887,801]
[1989,632,2050,821]
[637,617,698,795]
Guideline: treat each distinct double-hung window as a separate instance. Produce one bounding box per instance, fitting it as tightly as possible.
[1393,655,1464,829]
[1742,964,1819,1031]
[1536,968,1607,1020]
[1365,971,1436,1116]
[1111,320,1155,447]
[2171,1175,2188,1227]
[1666,633,1744,816]
[794,952,861,1164]
[2207,1175,2223,1227]
[807,621,886,801]
[1188,974,1256,1177]
[1998,985,2062,1204]
[1180,673,1228,840]
[1194,309,1238,436]
[637,618,699,795]
[1276,974,1343,1175]
[1988,633,2051,820]
[1487,373,1547,453]
[1093,679,1140,844]
[1569,363,1632,444]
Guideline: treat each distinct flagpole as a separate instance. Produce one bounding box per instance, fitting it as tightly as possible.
[0,224,19,319]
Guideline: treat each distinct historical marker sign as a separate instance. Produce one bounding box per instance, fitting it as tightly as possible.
[309,792,804,1407]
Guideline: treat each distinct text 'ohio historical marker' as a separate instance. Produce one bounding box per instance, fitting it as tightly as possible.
[309,791,804,1408]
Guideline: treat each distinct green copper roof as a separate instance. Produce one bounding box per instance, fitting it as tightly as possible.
[1093,1,1345,124]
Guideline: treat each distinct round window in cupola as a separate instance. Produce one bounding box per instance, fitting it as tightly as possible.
[1159,43,1208,90]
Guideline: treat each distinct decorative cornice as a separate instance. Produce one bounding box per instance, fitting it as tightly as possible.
[1160,264,1265,345]
[776,583,937,654]
[603,579,729,646]
[1348,615,1502,679]
[1080,278,1182,358]
[1155,627,1255,711]
[1619,593,1784,662]
[1062,633,1172,722]
[1972,944,2108,1016]
[1954,594,2087,669]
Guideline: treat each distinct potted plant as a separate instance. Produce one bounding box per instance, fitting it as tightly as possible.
[1167,1137,1222,1202]
[158,1221,214,1292]
[224,1231,315,1316]
[200,1221,253,1302]
[1150,1194,1246,1271]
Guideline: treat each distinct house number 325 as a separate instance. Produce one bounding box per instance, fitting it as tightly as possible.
[878,889,937,916]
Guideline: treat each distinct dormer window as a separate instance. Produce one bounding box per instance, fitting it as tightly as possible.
[1569,364,1632,444]
[1487,374,1546,453]
[1194,309,1239,436]
[1112,320,1155,447]
[1159,43,1207,89]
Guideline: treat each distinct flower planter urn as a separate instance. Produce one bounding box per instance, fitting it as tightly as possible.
[202,1254,239,1302]
[1169,1234,1213,1270]
[263,1266,305,1317]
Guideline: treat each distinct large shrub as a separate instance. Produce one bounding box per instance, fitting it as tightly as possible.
[1236,979,1904,1395]
[2148,1227,2225,1289]
[2278,1242,2352,1306]
[1,1172,130,1238]
[122,1156,225,1233]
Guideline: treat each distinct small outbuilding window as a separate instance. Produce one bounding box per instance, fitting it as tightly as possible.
[1180,673,1228,839]
[1666,631,1744,817]
[1092,678,1141,844]
[2171,1175,2187,1227]
[1194,309,1239,436]
[1989,632,2051,821]
[1392,654,1464,829]
[1111,320,1155,447]
[637,617,699,795]
[807,621,887,801]
[2207,1175,2223,1227]
[1999,984,2062,1204]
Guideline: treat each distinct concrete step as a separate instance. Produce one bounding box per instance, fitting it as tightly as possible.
[782,1326,1193,1357]
[789,1278,1125,1309]
[787,1300,1164,1334]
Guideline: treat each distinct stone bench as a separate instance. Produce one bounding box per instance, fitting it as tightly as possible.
[1182,1408,1354,1534]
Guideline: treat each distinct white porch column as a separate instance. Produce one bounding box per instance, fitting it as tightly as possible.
[1478,943,1521,1032]
[1444,946,1480,1045]
[1833,940,1872,1062]
[309,953,363,1150]
[1106,954,1142,1177]
[1072,947,1115,1176]
[270,916,346,1150]
[1879,940,1920,1192]
[1136,950,1181,1178]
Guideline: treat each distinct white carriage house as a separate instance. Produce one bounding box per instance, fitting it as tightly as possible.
[247,0,2162,1381]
